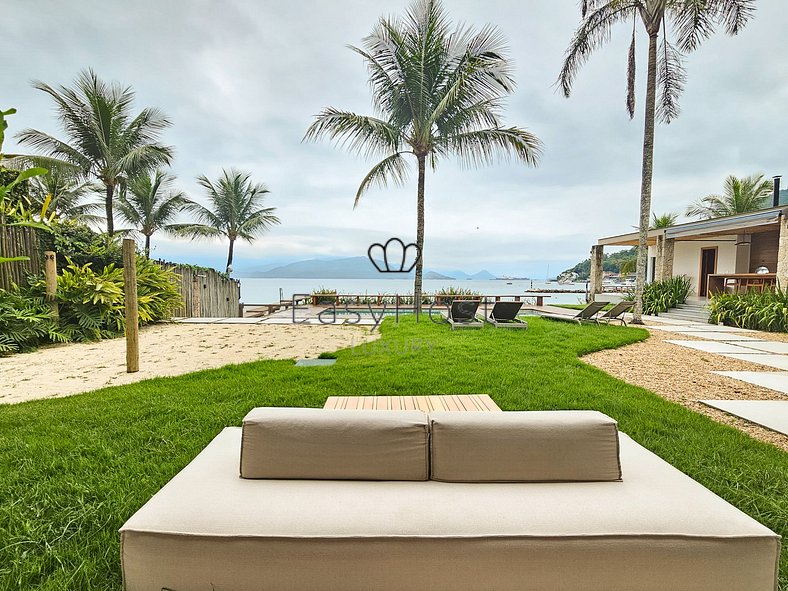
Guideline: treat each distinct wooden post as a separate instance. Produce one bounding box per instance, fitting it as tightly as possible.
[123,239,139,373]
[44,251,58,319]
[191,274,201,317]
[589,244,604,301]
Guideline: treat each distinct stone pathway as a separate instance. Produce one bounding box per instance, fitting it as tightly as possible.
[652,317,788,437]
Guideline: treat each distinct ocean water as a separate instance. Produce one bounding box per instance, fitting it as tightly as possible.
[237,278,589,306]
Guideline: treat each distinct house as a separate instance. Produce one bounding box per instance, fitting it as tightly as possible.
[591,206,787,299]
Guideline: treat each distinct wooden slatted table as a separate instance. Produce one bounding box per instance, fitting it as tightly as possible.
[324,394,500,412]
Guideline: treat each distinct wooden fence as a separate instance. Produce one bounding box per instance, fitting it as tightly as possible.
[161,263,241,318]
[0,225,41,290]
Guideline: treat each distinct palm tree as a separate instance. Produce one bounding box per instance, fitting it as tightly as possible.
[28,162,103,224]
[559,0,755,323]
[16,69,174,236]
[650,211,678,228]
[116,170,187,257]
[304,0,542,312]
[686,174,773,219]
[175,169,279,273]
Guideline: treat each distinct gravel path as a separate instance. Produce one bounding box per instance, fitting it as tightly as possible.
[583,325,788,452]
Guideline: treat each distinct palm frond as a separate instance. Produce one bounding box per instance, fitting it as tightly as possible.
[626,18,636,119]
[438,126,542,168]
[303,109,401,159]
[355,152,411,207]
[656,35,686,124]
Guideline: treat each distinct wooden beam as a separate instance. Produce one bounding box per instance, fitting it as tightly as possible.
[44,250,58,319]
[123,239,139,373]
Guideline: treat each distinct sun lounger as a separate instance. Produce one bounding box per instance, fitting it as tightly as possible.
[482,301,527,328]
[540,300,607,324]
[597,300,635,326]
[447,300,482,330]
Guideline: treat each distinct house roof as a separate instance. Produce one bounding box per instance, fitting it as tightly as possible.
[597,206,786,247]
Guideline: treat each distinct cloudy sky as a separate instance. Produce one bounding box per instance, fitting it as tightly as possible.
[3,0,786,277]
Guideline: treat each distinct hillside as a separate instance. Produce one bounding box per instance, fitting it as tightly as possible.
[562,247,637,280]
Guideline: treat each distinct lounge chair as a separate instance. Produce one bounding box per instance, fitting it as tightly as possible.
[540,300,607,325]
[447,300,482,330]
[597,300,635,326]
[482,301,527,328]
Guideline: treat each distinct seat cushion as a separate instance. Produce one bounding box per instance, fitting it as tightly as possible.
[240,407,429,480]
[429,410,621,482]
[120,428,780,591]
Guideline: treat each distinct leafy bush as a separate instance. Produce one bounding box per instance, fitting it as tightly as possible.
[709,288,788,332]
[624,275,692,315]
[311,287,337,304]
[25,257,182,343]
[37,219,123,271]
[0,287,67,354]
[433,286,481,304]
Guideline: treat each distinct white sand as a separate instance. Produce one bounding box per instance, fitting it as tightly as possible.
[0,323,377,405]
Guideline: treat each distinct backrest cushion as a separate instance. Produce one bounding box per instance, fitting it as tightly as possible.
[429,411,621,482]
[240,407,429,480]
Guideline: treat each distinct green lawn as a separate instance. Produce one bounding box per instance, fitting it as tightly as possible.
[1,317,786,590]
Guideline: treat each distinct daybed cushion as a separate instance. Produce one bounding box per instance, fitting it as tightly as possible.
[240,407,429,480]
[430,410,621,482]
[120,428,780,591]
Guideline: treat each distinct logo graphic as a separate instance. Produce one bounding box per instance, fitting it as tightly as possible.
[367,237,421,273]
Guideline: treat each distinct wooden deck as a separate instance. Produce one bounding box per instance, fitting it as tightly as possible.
[324,394,501,412]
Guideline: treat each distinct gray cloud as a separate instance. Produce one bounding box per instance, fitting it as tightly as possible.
[3,0,786,276]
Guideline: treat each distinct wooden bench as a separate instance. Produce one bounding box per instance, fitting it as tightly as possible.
[324,394,501,412]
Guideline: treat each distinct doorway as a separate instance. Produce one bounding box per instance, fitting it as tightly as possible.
[699,247,718,297]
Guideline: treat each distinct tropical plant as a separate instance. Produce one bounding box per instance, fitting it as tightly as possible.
[651,211,678,228]
[624,274,692,315]
[312,287,338,305]
[304,0,542,313]
[618,257,637,276]
[709,288,788,332]
[686,173,773,219]
[117,169,187,257]
[433,286,481,304]
[176,169,279,273]
[16,69,174,236]
[0,287,67,355]
[38,219,122,271]
[559,0,755,323]
[28,162,103,224]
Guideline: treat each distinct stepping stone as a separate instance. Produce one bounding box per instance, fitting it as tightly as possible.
[670,325,756,333]
[734,341,788,354]
[294,359,336,367]
[214,317,265,324]
[665,340,763,355]
[713,371,788,395]
[176,318,222,324]
[645,325,700,332]
[719,353,788,371]
[667,331,759,341]
[700,399,788,436]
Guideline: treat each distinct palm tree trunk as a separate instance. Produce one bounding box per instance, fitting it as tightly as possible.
[414,154,426,316]
[105,184,115,236]
[144,234,151,258]
[632,31,659,324]
[226,238,235,274]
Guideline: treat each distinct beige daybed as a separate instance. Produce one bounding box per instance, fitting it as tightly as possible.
[120,408,780,590]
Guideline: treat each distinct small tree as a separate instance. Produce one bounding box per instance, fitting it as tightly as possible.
[651,211,678,228]
[175,169,279,273]
[686,174,773,219]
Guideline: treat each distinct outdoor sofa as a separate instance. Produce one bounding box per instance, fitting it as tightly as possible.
[120,407,780,591]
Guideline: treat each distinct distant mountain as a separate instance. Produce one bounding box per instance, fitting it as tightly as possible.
[424,270,455,280]
[443,269,496,280]
[240,257,489,280]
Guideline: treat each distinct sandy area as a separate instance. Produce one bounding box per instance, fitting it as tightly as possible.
[0,323,377,405]
[583,325,788,452]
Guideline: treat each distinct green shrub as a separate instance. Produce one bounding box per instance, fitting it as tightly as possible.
[433,286,481,304]
[709,288,788,332]
[311,287,337,304]
[38,219,123,271]
[135,257,183,324]
[624,275,692,315]
[0,287,67,354]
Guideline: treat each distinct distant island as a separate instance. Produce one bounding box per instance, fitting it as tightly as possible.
[239,257,497,280]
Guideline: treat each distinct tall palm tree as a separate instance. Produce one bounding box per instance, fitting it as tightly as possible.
[175,169,279,273]
[116,170,187,257]
[650,211,678,228]
[559,0,755,323]
[686,173,773,219]
[16,68,173,236]
[304,0,542,312]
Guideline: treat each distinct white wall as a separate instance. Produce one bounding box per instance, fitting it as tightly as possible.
[672,237,737,295]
